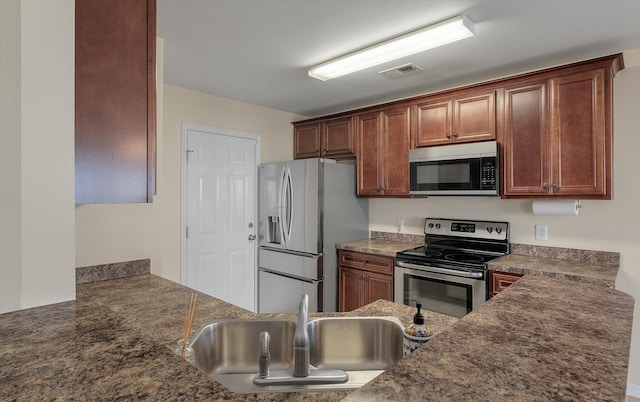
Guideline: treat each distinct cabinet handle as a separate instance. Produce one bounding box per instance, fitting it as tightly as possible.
[552,183,559,189]
[446,133,451,139]
[452,133,458,138]
[542,183,549,189]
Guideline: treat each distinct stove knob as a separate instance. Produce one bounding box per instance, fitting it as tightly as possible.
[486,227,493,234]
[496,227,502,235]
[435,223,441,229]
[428,223,434,229]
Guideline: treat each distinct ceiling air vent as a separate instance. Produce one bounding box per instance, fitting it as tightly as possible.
[379,63,423,79]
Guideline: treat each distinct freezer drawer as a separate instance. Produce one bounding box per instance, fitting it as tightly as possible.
[259,247,321,280]
[258,270,319,313]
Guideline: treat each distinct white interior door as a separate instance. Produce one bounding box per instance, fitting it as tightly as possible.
[183,125,258,312]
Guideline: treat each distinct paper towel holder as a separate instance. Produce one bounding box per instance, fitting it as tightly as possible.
[532,200,582,216]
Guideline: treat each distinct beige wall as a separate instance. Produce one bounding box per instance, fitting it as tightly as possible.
[369,50,640,385]
[0,0,76,312]
[75,76,302,283]
[158,84,304,281]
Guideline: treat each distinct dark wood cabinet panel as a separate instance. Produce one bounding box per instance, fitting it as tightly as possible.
[503,81,550,196]
[293,116,355,160]
[412,98,451,147]
[502,58,617,199]
[550,69,608,196]
[75,0,156,203]
[489,271,523,297]
[453,90,496,143]
[323,116,355,158]
[380,107,411,196]
[413,90,496,147]
[338,250,393,311]
[339,266,364,312]
[364,271,394,305]
[357,107,410,197]
[356,112,382,196]
[293,123,321,159]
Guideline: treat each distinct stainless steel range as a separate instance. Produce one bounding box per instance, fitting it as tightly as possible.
[394,218,509,318]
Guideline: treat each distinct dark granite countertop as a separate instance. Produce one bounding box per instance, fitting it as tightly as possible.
[0,271,633,401]
[0,274,454,401]
[337,238,620,287]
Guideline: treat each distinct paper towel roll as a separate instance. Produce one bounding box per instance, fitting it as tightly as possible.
[532,200,580,216]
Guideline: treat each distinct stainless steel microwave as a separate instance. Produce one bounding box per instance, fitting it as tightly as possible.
[409,141,499,196]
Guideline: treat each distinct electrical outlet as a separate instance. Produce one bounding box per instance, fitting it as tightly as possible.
[535,224,548,241]
[396,218,405,232]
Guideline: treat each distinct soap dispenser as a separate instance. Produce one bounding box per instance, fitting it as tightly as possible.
[403,301,433,356]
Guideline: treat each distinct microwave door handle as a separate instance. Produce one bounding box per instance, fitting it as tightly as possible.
[396,261,484,279]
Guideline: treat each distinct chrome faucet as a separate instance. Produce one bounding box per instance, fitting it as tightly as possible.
[293,294,310,377]
[258,331,270,378]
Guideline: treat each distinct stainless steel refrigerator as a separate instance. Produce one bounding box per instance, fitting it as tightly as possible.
[258,158,368,313]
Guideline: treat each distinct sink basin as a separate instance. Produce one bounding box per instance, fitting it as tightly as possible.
[187,316,404,393]
[190,319,296,375]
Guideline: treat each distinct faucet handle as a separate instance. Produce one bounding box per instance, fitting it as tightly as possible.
[258,331,270,378]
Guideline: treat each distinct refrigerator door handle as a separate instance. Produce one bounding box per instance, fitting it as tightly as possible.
[282,166,293,245]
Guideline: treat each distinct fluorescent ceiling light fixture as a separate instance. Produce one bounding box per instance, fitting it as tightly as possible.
[308,14,475,81]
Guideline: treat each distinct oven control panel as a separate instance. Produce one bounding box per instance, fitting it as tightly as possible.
[424,218,508,241]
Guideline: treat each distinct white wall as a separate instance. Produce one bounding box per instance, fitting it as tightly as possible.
[369,50,640,385]
[0,0,76,312]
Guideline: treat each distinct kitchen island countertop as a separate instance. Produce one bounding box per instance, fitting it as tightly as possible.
[0,271,633,401]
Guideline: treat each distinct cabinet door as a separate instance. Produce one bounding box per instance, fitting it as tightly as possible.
[323,116,355,159]
[75,0,156,203]
[502,81,550,196]
[489,271,523,297]
[364,271,393,305]
[550,68,608,197]
[339,266,363,312]
[293,123,321,159]
[356,112,382,196]
[453,90,496,143]
[380,106,410,196]
[412,98,452,147]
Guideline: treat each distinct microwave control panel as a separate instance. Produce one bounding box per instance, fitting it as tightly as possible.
[480,158,497,189]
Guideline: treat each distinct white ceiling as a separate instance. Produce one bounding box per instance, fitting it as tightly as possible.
[157,0,640,118]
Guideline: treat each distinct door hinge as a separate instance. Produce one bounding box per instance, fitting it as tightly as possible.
[186,149,194,163]
[186,226,189,239]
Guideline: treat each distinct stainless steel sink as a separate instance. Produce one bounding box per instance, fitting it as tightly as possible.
[190,319,296,375]
[187,316,404,393]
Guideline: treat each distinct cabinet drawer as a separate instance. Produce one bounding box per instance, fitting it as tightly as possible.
[339,250,394,275]
[490,271,524,296]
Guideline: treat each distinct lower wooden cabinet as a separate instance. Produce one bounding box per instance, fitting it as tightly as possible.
[489,270,524,297]
[338,250,394,312]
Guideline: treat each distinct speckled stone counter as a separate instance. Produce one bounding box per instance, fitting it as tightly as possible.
[336,233,423,257]
[0,274,454,401]
[490,244,620,288]
[346,275,634,401]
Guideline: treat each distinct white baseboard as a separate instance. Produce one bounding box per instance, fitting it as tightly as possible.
[628,383,640,398]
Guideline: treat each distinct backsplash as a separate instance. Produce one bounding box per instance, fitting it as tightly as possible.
[76,259,150,284]
[370,231,424,244]
[511,244,620,266]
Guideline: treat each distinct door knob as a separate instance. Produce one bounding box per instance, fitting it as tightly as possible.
[248,234,256,241]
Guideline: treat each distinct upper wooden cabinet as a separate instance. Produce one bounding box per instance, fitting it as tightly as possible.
[412,89,496,147]
[293,116,356,160]
[75,0,156,203]
[502,55,621,199]
[356,106,410,197]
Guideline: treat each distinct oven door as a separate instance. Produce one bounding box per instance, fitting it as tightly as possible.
[394,262,486,318]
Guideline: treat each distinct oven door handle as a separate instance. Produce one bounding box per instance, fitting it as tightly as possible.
[396,261,484,279]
